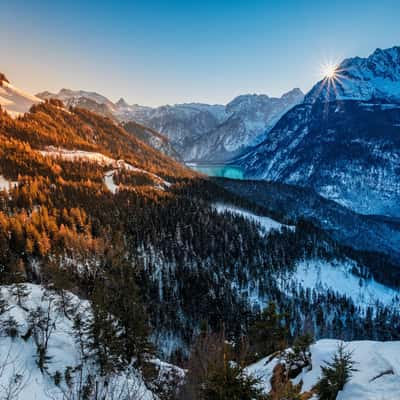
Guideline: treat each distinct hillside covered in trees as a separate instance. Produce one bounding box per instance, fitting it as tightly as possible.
[0,97,399,399]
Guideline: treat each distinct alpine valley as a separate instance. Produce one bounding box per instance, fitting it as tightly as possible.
[0,46,400,400]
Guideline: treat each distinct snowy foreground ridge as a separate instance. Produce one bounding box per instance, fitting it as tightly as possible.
[0,284,182,400]
[247,339,400,400]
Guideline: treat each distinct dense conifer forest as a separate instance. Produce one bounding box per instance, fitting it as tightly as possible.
[0,101,399,399]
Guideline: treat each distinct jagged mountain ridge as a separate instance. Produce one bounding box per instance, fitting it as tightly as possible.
[37,88,304,162]
[186,89,304,162]
[123,120,182,160]
[36,89,182,161]
[306,46,400,103]
[37,88,116,110]
[238,46,400,217]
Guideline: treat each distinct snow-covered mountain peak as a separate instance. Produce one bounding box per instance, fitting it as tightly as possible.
[116,97,130,108]
[226,89,304,114]
[281,87,304,101]
[0,72,10,85]
[305,46,400,103]
[0,76,42,117]
[35,83,303,161]
[37,88,115,109]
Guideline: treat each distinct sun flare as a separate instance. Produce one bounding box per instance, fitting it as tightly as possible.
[322,63,337,79]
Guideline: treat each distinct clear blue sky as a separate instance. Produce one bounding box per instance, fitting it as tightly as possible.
[2,0,400,106]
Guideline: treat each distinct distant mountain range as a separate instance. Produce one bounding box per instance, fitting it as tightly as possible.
[2,64,400,400]
[37,88,304,162]
[237,46,400,217]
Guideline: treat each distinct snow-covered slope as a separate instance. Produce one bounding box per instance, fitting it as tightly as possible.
[0,76,42,117]
[216,179,400,263]
[281,259,400,309]
[213,203,294,235]
[247,339,400,400]
[0,284,169,400]
[39,147,171,191]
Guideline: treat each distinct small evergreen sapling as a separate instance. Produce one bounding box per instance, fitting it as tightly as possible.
[315,342,356,400]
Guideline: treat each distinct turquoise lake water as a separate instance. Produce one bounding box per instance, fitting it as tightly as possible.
[188,164,244,179]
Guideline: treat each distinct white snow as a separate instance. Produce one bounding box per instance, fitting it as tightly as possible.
[0,284,178,400]
[245,355,280,393]
[38,147,171,192]
[0,81,42,118]
[39,147,116,165]
[0,175,17,192]
[305,47,400,104]
[247,339,400,400]
[213,203,294,235]
[280,259,400,309]
[104,170,119,194]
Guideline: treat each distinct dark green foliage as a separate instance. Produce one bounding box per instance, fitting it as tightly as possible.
[315,343,356,400]
[202,363,267,400]
[85,286,124,376]
[180,329,267,400]
[248,302,289,360]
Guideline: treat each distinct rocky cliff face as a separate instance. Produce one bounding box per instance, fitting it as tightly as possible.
[185,89,304,162]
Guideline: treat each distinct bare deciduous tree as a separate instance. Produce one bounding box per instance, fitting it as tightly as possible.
[0,346,30,400]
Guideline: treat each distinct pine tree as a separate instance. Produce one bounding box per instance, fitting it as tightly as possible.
[202,362,267,400]
[248,302,289,360]
[181,328,267,400]
[85,283,124,376]
[315,343,356,400]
